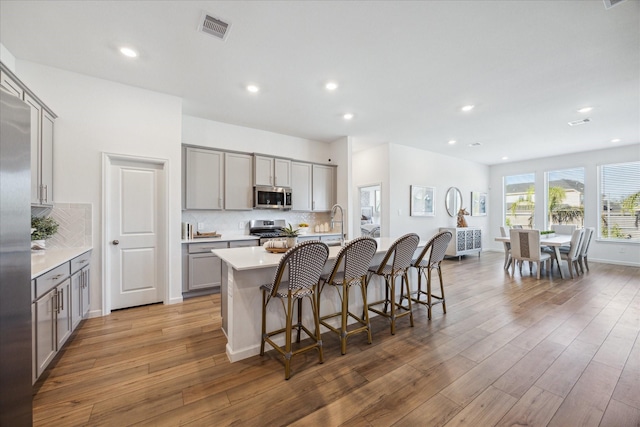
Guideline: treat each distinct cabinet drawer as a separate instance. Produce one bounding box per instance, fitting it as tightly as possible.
[229,240,258,248]
[70,251,91,273]
[35,262,70,300]
[188,241,228,253]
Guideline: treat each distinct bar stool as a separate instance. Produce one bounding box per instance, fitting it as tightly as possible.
[366,233,420,335]
[318,237,378,355]
[407,231,452,319]
[260,240,329,380]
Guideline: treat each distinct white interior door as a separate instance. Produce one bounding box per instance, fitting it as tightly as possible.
[106,156,166,310]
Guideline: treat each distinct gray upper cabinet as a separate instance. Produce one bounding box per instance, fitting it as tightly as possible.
[291,162,312,211]
[254,155,291,187]
[2,64,56,205]
[184,147,223,210]
[312,164,336,211]
[0,69,22,98]
[224,152,253,210]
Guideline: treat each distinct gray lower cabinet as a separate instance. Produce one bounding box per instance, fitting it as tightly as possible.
[33,250,91,382]
[183,239,258,297]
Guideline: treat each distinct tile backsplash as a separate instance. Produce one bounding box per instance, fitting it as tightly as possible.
[182,210,332,236]
[46,203,92,248]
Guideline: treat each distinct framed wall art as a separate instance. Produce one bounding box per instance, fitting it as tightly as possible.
[471,191,487,216]
[410,185,435,217]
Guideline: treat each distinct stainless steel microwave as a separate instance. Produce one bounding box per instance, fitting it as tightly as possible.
[254,186,292,210]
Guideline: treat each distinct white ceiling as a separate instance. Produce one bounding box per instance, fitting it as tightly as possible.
[1,0,638,165]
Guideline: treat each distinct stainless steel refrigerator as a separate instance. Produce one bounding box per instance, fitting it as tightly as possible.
[0,88,33,425]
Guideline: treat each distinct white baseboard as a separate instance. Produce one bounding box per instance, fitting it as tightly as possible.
[589,258,640,267]
[168,296,183,305]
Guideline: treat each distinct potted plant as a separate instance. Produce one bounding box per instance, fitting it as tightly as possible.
[282,223,300,248]
[540,230,555,238]
[31,215,59,249]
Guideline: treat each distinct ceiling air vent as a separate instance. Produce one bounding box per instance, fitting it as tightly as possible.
[603,0,627,9]
[198,12,231,41]
[568,118,591,127]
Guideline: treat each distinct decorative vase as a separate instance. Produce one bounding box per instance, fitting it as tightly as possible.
[31,239,46,250]
[285,237,298,248]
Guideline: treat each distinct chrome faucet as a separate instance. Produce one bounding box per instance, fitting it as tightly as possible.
[330,204,345,246]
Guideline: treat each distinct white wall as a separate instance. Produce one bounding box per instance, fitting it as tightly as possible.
[182,115,331,163]
[328,136,351,238]
[488,144,640,266]
[388,144,490,240]
[0,43,16,72]
[353,143,490,243]
[16,60,184,314]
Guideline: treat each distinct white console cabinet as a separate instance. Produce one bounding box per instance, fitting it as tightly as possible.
[439,227,482,259]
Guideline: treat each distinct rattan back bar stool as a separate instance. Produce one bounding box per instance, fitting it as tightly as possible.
[366,233,420,335]
[260,240,330,380]
[408,231,452,320]
[318,237,378,355]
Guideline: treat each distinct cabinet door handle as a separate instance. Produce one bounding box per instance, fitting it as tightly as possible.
[43,185,48,203]
[60,287,64,311]
[53,290,59,313]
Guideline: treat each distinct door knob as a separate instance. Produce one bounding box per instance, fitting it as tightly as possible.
[112,240,119,245]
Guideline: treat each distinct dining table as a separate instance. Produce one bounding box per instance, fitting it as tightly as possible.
[494,234,573,279]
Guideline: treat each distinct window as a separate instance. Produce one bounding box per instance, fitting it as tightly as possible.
[546,168,584,228]
[504,173,535,228]
[600,161,640,241]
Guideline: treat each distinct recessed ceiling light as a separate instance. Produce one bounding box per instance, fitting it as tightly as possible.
[611,138,621,143]
[501,156,509,160]
[577,107,593,113]
[343,113,354,120]
[461,105,475,112]
[468,142,482,147]
[447,140,457,145]
[246,85,259,93]
[325,82,338,91]
[119,47,138,58]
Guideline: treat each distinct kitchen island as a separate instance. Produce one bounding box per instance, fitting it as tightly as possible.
[213,237,425,362]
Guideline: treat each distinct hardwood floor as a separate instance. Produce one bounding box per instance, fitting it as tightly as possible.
[33,252,640,426]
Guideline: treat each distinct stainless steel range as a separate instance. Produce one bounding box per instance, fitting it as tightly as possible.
[249,219,287,245]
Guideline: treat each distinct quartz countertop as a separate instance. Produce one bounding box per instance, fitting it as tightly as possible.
[181,234,260,244]
[31,246,93,279]
[212,237,426,271]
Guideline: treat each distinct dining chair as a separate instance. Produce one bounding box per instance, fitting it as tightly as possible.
[317,237,378,355]
[509,229,551,279]
[574,227,594,274]
[551,228,585,279]
[260,240,329,380]
[551,224,576,235]
[500,226,512,270]
[407,231,452,320]
[366,233,420,335]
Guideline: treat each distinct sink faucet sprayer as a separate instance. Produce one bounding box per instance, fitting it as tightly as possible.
[330,204,345,246]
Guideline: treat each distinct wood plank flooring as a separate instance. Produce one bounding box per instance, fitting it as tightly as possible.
[33,252,640,426]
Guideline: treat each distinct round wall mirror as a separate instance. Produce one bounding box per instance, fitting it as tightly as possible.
[445,187,463,217]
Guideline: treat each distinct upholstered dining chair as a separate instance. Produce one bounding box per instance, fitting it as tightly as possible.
[317,237,378,355]
[550,228,584,279]
[509,229,551,279]
[500,226,512,270]
[366,233,420,335]
[551,224,577,235]
[577,227,594,273]
[408,230,452,320]
[260,240,329,380]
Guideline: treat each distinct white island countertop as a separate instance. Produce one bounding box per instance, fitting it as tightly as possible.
[31,246,93,278]
[212,237,425,271]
